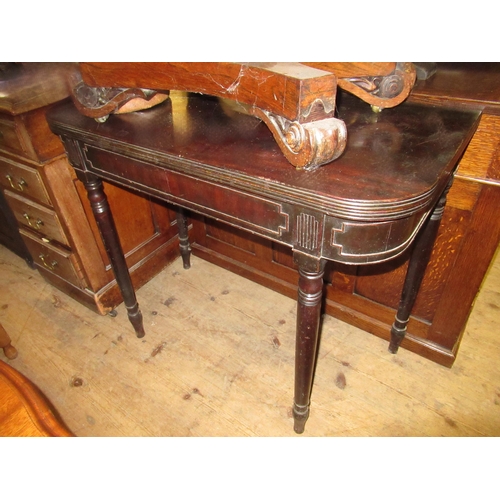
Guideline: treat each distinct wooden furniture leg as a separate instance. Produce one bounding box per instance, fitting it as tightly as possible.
[176,207,191,270]
[0,322,18,360]
[79,172,145,338]
[389,182,452,353]
[293,257,326,433]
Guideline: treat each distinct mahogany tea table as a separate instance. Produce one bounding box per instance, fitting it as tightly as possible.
[47,91,479,433]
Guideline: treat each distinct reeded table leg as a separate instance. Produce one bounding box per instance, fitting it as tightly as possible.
[80,172,145,338]
[176,207,191,269]
[293,258,325,434]
[389,182,452,353]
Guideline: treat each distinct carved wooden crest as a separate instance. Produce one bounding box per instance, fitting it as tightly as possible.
[70,62,416,170]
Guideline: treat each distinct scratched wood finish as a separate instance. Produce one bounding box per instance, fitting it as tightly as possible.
[1,241,499,436]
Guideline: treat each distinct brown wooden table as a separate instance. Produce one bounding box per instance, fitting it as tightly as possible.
[47,91,479,433]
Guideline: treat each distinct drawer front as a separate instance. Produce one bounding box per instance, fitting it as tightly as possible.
[0,116,26,156]
[4,190,69,246]
[20,229,83,288]
[0,156,51,206]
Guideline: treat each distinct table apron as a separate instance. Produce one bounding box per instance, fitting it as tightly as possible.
[73,142,431,265]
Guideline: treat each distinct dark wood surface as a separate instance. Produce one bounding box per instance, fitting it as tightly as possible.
[48,91,477,223]
[409,62,500,115]
[47,90,479,432]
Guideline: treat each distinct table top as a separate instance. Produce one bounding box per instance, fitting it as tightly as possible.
[0,62,78,115]
[410,63,500,115]
[48,91,479,224]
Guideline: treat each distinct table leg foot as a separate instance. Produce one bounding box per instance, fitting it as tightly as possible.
[176,208,191,270]
[2,343,18,360]
[0,323,18,359]
[126,303,146,338]
[389,180,451,354]
[389,319,408,354]
[293,403,309,434]
[293,256,325,434]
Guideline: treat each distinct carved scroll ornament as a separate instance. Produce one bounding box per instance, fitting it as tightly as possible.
[251,108,347,170]
[338,62,417,110]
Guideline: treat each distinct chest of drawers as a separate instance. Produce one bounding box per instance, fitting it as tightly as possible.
[0,63,181,314]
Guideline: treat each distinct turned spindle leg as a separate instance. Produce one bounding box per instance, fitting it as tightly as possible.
[176,207,191,269]
[389,182,452,353]
[293,258,325,434]
[80,173,145,338]
[0,323,18,360]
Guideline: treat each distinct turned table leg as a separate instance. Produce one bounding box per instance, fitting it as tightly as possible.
[0,323,18,360]
[389,182,451,353]
[293,257,325,433]
[80,173,145,338]
[176,207,192,269]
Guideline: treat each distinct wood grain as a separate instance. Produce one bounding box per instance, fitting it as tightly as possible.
[1,241,499,436]
[0,358,73,436]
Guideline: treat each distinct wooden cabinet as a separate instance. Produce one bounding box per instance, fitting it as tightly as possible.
[0,63,180,314]
[0,186,32,265]
[189,64,500,367]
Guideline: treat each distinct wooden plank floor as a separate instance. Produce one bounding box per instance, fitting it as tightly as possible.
[1,242,499,437]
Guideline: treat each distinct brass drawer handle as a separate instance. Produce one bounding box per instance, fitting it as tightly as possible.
[6,174,27,192]
[38,254,58,270]
[23,213,44,230]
